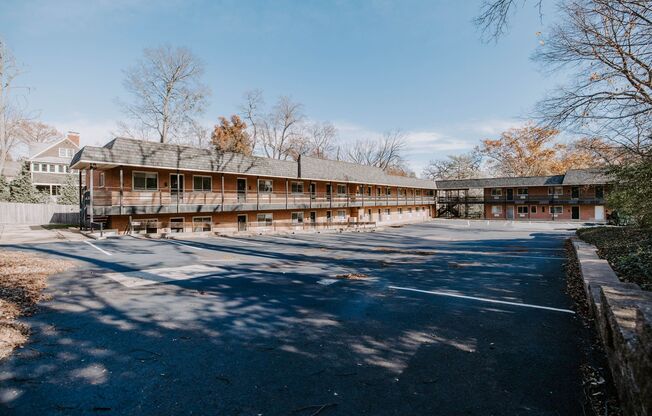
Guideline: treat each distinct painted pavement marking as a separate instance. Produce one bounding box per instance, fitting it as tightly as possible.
[84,240,112,256]
[104,264,223,288]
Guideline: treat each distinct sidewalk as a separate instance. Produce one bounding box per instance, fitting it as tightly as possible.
[0,224,89,245]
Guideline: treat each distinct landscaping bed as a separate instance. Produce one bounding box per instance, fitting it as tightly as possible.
[0,250,73,359]
[576,226,652,291]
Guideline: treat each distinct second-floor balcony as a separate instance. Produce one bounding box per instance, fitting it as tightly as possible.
[87,187,436,216]
[437,195,606,205]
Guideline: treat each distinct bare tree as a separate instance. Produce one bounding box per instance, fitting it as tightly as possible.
[117,45,209,143]
[239,89,264,152]
[347,130,408,173]
[17,120,62,144]
[304,121,337,159]
[534,0,652,158]
[259,96,304,160]
[423,152,482,180]
[475,0,543,41]
[0,39,28,176]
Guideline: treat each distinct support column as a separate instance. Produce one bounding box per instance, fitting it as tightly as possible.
[78,169,83,230]
[285,179,289,209]
[119,168,124,215]
[89,166,94,226]
[256,176,260,210]
[221,174,225,212]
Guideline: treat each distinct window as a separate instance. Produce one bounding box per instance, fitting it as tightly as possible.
[193,176,212,192]
[366,186,372,196]
[192,217,212,232]
[32,163,39,172]
[49,164,55,172]
[384,209,390,217]
[257,213,273,225]
[595,185,604,199]
[291,181,304,194]
[98,172,105,188]
[386,187,391,196]
[52,185,61,196]
[398,208,403,216]
[337,184,347,195]
[408,208,413,214]
[40,163,47,172]
[517,188,528,196]
[398,189,405,197]
[491,188,502,197]
[133,172,158,191]
[337,210,346,220]
[551,206,563,214]
[376,188,381,196]
[64,166,69,173]
[548,186,563,196]
[542,206,546,213]
[59,148,74,158]
[531,206,537,214]
[517,206,529,214]
[491,205,502,216]
[170,218,184,233]
[291,212,304,223]
[258,179,273,194]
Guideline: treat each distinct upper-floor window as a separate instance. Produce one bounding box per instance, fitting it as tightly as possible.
[548,186,563,196]
[386,187,392,196]
[337,184,347,195]
[595,185,604,199]
[98,172,105,188]
[257,179,273,194]
[516,188,528,195]
[491,188,502,196]
[32,163,40,172]
[48,164,55,173]
[59,148,74,158]
[57,165,64,173]
[133,172,158,191]
[291,181,303,194]
[193,176,212,192]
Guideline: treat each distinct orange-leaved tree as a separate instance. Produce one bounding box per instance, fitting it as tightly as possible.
[476,123,604,177]
[211,115,252,155]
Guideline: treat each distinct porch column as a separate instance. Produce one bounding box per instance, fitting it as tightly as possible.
[119,168,124,215]
[361,184,364,208]
[78,169,83,230]
[285,179,289,209]
[256,176,259,210]
[221,174,225,212]
[89,165,94,225]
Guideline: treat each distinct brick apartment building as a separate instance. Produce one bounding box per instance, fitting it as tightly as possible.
[70,138,437,234]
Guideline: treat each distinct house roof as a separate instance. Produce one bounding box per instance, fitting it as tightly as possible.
[28,137,79,161]
[562,168,611,185]
[436,174,565,190]
[70,137,438,189]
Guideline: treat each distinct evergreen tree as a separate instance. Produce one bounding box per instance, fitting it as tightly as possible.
[0,175,9,201]
[58,174,79,205]
[9,165,47,203]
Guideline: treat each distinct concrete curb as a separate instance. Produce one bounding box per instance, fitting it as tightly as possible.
[571,237,652,416]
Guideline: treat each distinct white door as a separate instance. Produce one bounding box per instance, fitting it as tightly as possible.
[595,205,605,221]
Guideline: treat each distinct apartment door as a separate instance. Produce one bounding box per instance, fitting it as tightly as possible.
[237,214,247,231]
[237,178,247,202]
[309,211,316,223]
[326,184,332,200]
[326,210,332,222]
[595,205,605,221]
[571,186,580,199]
[571,206,580,220]
[170,174,184,201]
[506,188,514,201]
[309,183,316,200]
[506,206,514,219]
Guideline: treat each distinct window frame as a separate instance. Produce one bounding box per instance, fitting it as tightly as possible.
[256,213,273,225]
[98,172,105,188]
[192,216,212,232]
[517,206,529,214]
[491,188,502,197]
[291,181,304,194]
[551,205,563,215]
[193,175,212,192]
[337,210,346,220]
[337,184,347,196]
[132,171,159,192]
[548,186,563,196]
[491,205,502,216]
[291,211,304,223]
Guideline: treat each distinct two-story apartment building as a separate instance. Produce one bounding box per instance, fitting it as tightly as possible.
[28,132,80,198]
[436,168,610,222]
[70,138,438,234]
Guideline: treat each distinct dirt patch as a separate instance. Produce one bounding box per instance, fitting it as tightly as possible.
[564,239,622,415]
[0,250,73,360]
[335,273,368,280]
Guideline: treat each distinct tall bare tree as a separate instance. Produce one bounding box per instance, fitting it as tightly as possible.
[17,120,62,144]
[0,39,28,177]
[239,89,264,152]
[534,0,652,158]
[475,0,543,41]
[347,130,408,173]
[259,96,304,160]
[117,45,209,144]
[423,152,482,180]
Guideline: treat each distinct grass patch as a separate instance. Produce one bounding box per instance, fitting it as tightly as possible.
[576,226,652,291]
[0,250,73,360]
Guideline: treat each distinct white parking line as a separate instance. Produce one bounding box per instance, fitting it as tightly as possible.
[389,285,575,314]
[84,240,112,256]
[219,237,265,246]
[164,240,203,250]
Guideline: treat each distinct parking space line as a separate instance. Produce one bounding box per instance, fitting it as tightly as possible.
[218,237,266,246]
[389,285,575,314]
[164,240,203,250]
[84,240,112,256]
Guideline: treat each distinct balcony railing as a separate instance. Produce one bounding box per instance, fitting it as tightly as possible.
[86,187,436,215]
[129,219,377,234]
[437,195,605,204]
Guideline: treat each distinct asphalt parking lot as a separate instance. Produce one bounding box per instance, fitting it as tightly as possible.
[0,221,587,415]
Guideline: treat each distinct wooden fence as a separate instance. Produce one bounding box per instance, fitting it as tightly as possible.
[0,202,79,225]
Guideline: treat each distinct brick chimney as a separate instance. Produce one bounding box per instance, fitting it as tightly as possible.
[66,131,80,147]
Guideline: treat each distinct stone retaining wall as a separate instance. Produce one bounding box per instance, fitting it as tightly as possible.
[572,238,652,416]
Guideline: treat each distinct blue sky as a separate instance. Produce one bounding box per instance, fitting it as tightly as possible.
[1,0,561,175]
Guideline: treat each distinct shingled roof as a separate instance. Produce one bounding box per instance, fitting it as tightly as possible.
[562,168,611,185]
[70,137,437,189]
[436,174,565,190]
[71,137,298,178]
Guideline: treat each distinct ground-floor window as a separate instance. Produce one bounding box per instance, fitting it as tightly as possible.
[531,206,537,214]
[337,210,346,221]
[491,205,502,216]
[192,216,212,232]
[138,218,158,234]
[384,208,390,218]
[551,206,563,215]
[257,213,273,225]
[52,185,61,196]
[398,207,403,217]
[291,212,304,223]
[170,217,184,233]
[408,208,413,215]
[517,206,529,214]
